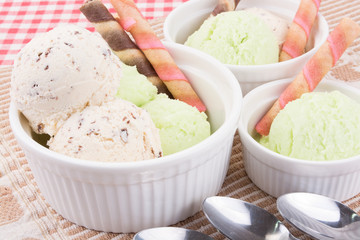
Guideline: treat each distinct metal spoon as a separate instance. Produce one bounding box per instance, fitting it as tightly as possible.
[203,196,299,240]
[277,192,360,240]
[133,227,214,240]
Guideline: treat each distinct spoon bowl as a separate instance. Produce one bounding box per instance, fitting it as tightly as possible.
[277,192,360,240]
[133,227,214,240]
[203,196,298,240]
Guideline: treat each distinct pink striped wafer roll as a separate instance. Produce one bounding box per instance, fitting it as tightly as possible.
[110,0,206,112]
[256,18,360,136]
[280,0,321,61]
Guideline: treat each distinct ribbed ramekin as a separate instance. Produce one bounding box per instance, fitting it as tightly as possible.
[163,0,329,95]
[238,79,360,201]
[9,42,242,233]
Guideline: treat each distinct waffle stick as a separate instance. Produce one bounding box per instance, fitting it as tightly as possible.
[256,18,360,136]
[80,0,172,96]
[280,0,321,61]
[110,0,206,112]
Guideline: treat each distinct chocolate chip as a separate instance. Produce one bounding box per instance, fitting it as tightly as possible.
[36,52,43,62]
[86,128,100,136]
[49,95,58,100]
[45,47,52,57]
[77,145,83,153]
[78,118,84,129]
[37,123,44,132]
[64,42,74,48]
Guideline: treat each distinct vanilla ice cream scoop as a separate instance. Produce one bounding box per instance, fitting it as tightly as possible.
[11,24,122,136]
[48,98,162,162]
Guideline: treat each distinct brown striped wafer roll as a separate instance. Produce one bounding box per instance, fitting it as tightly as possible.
[110,0,206,112]
[211,0,241,17]
[80,0,171,96]
[256,18,360,136]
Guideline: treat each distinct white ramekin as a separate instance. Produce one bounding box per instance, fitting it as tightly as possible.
[163,0,329,95]
[9,41,242,233]
[238,79,360,201]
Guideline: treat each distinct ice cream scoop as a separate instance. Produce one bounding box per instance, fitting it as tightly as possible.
[11,24,122,136]
[48,98,162,162]
[142,94,210,156]
[259,91,360,161]
[116,63,158,107]
[184,10,280,65]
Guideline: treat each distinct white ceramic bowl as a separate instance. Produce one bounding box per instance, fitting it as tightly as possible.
[9,42,242,233]
[164,0,329,95]
[238,78,360,201]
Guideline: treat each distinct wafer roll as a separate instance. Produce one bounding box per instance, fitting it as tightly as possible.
[80,0,171,96]
[110,0,206,112]
[256,18,360,136]
[211,0,241,16]
[280,0,321,61]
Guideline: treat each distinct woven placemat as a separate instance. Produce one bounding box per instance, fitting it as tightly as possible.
[1,2,360,239]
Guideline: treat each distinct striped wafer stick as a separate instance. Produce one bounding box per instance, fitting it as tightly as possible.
[80,0,171,96]
[110,0,206,112]
[256,18,360,136]
[211,0,241,17]
[279,0,321,61]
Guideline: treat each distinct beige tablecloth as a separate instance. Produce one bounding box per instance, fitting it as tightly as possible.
[1,1,360,239]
